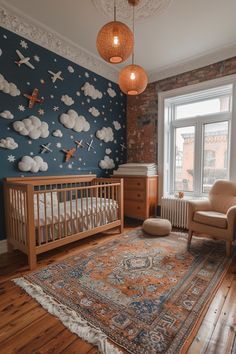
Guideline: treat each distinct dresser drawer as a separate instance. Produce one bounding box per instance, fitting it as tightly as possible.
[124,190,145,201]
[124,178,146,191]
[124,200,147,219]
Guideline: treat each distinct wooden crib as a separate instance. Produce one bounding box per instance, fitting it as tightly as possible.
[4,175,124,269]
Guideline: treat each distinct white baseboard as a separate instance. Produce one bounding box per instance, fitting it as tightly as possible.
[0,239,7,254]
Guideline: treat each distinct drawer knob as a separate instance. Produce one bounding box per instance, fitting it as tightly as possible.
[137,183,141,186]
[137,194,141,197]
[137,206,141,210]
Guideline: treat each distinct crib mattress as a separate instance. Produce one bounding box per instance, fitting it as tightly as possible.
[14,197,118,226]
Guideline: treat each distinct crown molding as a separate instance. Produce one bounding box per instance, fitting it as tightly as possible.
[149,41,236,83]
[92,0,173,22]
[0,1,119,83]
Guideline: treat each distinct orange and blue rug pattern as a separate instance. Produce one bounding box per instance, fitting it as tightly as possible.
[23,229,230,353]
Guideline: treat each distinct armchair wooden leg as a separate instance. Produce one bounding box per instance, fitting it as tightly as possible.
[188,230,193,250]
[226,241,232,257]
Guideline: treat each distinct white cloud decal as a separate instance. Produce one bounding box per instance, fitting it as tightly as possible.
[52,129,63,138]
[13,116,50,140]
[0,73,20,97]
[18,156,48,173]
[0,110,14,119]
[105,148,112,155]
[107,87,116,98]
[0,137,18,150]
[89,107,100,117]
[113,121,121,130]
[61,94,74,106]
[96,127,114,142]
[99,156,115,169]
[81,82,102,99]
[59,109,90,132]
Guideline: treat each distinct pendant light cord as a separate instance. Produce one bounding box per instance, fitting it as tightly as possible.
[132,3,135,65]
[114,0,117,21]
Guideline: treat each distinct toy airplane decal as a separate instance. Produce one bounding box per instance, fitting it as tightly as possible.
[23,88,44,109]
[61,147,76,162]
[86,139,95,151]
[48,70,64,83]
[15,50,35,69]
[75,140,84,149]
[40,143,53,154]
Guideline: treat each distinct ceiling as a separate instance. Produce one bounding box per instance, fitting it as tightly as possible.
[2,0,236,82]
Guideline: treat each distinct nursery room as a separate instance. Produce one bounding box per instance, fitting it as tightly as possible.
[0,0,236,353]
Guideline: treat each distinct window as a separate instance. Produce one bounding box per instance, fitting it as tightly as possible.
[174,126,195,191]
[164,84,232,197]
[204,150,216,168]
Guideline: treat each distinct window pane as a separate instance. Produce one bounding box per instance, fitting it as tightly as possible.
[202,121,229,193]
[174,126,195,192]
[176,96,230,120]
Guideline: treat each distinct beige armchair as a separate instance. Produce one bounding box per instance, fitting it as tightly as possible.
[188,180,236,257]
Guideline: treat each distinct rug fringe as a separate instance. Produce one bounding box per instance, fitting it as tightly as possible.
[13,277,122,354]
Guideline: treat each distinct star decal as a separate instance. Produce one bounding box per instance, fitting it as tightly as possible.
[7,155,16,162]
[38,109,45,116]
[20,40,28,49]
[53,106,59,111]
[18,104,25,112]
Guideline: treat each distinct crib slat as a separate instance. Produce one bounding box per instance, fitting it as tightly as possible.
[44,192,48,244]
[36,193,40,246]
[75,190,79,233]
[96,186,98,227]
[70,190,73,235]
[81,190,84,231]
[86,188,89,230]
[64,191,67,237]
[51,191,55,242]
[13,189,17,242]
[58,191,61,239]
[22,191,26,245]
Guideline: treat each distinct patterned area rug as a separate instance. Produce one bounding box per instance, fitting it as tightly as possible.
[15,229,231,354]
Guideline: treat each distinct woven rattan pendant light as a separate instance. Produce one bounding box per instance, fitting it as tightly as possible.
[119,0,148,95]
[96,0,134,64]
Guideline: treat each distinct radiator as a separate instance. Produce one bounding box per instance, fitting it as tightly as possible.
[161,197,189,229]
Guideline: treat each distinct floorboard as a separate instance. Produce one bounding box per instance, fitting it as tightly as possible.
[0,221,235,354]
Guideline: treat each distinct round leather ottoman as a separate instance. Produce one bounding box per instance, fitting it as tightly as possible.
[143,218,172,236]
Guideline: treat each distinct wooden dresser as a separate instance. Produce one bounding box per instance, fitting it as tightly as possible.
[118,175,158,220]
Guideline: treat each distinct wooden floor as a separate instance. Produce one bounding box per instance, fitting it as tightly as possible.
[0,222,236,354]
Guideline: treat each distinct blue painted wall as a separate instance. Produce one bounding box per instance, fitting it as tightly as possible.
[0,27,127,240]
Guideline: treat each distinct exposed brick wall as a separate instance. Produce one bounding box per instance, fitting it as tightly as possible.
[127,57,236,163]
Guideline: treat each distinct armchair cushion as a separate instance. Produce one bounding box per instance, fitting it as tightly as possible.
[193,211,227,229]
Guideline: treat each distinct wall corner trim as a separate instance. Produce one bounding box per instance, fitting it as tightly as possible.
[0,1,119,83]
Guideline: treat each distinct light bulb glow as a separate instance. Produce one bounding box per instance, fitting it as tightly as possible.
[113,36,119,46]
[130,72,136,80]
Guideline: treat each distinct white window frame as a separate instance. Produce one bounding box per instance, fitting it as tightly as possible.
[158,74,236,201]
